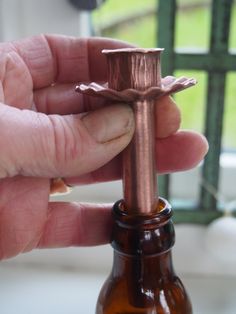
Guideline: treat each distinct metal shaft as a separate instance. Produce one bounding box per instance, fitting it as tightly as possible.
[104,48,163,214]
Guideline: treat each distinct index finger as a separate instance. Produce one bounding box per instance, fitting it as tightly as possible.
[13,35,134,89]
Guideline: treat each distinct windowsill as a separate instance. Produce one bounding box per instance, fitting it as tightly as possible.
[0,264,235,314]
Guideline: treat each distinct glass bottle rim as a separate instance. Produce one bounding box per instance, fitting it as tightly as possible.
[113,197,172,229]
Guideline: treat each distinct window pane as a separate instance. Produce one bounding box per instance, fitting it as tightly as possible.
[223,73,236,150]
[174,70,207,133]
[175,0,211,50]
[170,167,200,205]
[92,0,157,47]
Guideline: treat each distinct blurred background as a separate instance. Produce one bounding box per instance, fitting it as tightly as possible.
[0,0,236,313]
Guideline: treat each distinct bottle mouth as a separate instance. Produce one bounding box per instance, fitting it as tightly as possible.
[111,197,175,255]
[113,197,172,228]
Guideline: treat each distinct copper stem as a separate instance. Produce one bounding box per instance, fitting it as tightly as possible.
[122,98,157,214]
[104,49,163,215]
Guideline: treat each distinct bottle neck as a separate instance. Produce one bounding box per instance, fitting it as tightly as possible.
[112,250,175,281]
[111,198,175,256]
[111,198,175,280]
[110,198,176,308]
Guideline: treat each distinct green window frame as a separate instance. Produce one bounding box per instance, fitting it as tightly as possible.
[158,0,236,224]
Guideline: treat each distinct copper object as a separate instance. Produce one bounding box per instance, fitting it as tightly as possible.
[50,178,71,195]
[76,48,196,215]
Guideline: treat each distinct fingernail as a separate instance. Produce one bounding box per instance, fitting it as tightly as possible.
[82,104,134,143]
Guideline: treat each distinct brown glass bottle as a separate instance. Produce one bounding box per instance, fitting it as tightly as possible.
[96,198,192,314]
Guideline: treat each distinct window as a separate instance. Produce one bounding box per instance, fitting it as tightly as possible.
[93,0,236,223]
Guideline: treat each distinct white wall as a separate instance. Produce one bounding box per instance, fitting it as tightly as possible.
[0,0,90,41]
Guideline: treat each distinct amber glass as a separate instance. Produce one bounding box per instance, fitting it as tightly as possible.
[96,198,192,314]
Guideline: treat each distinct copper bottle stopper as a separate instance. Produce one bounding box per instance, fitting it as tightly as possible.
[103,48,162,215]
[76,48,196,215]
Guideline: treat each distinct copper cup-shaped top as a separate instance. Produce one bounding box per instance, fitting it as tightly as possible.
[103,48,163,91]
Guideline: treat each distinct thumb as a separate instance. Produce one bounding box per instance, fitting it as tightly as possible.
[0,103,134,179]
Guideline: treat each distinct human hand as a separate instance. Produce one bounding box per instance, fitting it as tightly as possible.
[0,35,208,260]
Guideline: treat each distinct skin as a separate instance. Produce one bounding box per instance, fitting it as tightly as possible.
[0,35,208,260]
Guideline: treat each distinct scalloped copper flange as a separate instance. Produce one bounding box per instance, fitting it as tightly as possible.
[76,76,197,102]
